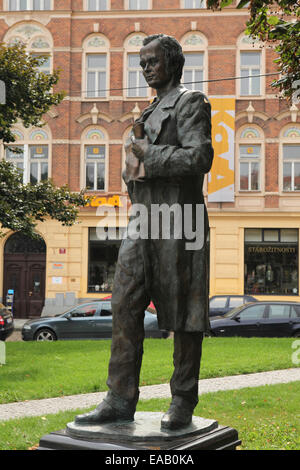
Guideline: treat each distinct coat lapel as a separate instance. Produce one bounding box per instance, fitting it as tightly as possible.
[144,85,188,144]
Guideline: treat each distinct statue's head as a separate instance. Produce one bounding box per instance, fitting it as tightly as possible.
[140,34,185,90]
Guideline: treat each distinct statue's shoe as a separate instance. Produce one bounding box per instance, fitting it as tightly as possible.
[75,398,135,425]
[161,402,193,431]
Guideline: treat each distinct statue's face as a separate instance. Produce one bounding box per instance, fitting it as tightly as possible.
[140,40,173,91]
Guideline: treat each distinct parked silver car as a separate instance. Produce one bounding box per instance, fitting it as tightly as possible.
[22,300,168,341]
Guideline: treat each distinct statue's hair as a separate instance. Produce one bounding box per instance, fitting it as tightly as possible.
[142,34,185,83]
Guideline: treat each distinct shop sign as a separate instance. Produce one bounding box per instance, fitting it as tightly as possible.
[85,195,125,208]
[247,246,297,254]
[53,263,64,269]
[52,277,63,284]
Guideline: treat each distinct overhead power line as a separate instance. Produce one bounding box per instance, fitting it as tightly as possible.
[68,72,280,96]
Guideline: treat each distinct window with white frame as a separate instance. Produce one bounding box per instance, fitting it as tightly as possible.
[239,144,261,190]
[86,54,107,98]
[127,53,148,98]
[238,127,263,191]
[5,128,50,184]
[8,0,51,10]
[184,0,206,8]
[237,35,264,97]
[83,35,109,99]
[240,51,261,96]
[4,23,53,76]
[82,129,107,191]
[282,127,300,191]
[183,53,204,92]
[85,145,105,190]
[31,53,51,74]
[124,34,148,99]
[128,0,149,8]
[181,32,207,95]
[87,0,107,10]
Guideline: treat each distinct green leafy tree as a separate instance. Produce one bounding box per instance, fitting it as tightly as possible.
[207,0,300,102]
[0,160,88,237]
[0,42,88,236]
[0,41,64,143]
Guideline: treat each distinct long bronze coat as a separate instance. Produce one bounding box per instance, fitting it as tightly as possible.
[124,84,214,332]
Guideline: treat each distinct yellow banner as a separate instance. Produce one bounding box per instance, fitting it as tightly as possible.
[208,98,235,202]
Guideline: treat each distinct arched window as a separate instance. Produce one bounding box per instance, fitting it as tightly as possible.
[237,34,265,97]
[4,22,53,75]
[81,127,108,191]
[83,34,110,99]
[237,126,264,192]
[280,126,300,192]
[5,232,46,254]
[124,33,148,99]
[4,126,51,184]
[181,32,208,95]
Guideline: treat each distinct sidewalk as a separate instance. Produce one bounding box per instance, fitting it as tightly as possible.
[0,368,299,422]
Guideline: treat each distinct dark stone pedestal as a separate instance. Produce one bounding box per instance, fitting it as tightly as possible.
[38,412,241,451]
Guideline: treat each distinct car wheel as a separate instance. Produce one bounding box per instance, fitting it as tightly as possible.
[34,328,57,341]
[293,330,300,338]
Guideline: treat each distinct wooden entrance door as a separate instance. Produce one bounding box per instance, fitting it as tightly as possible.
[3,234,46,318]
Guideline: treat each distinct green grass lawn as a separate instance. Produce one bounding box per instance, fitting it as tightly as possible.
[0,337,298,404]
[0,382,299,450]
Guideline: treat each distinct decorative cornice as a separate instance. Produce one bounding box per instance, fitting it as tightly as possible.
[274,104,299,123]
[119,102,141,123]
[76,103,113,124]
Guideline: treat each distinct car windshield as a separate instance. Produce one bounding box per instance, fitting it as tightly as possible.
[222,304,247,318]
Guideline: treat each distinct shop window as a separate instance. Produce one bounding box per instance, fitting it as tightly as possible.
[88,228,125,293]
[244,228,298,295]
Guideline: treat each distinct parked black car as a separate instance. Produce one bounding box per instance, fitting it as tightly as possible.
[209,295,257,317]
[209,301,300,337]
[0,304,14,341]
[22,301,168,341]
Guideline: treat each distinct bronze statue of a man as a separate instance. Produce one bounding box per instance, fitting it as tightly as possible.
[75,34,214,430]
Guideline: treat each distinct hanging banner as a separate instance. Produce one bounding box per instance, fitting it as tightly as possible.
[208,98,235,202]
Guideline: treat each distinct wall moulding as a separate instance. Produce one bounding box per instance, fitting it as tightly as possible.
[2,14,51,27]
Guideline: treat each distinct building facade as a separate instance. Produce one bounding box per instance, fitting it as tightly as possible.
[0,0,299,318]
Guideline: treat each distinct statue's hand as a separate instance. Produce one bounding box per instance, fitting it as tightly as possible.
[131,136,149,162]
